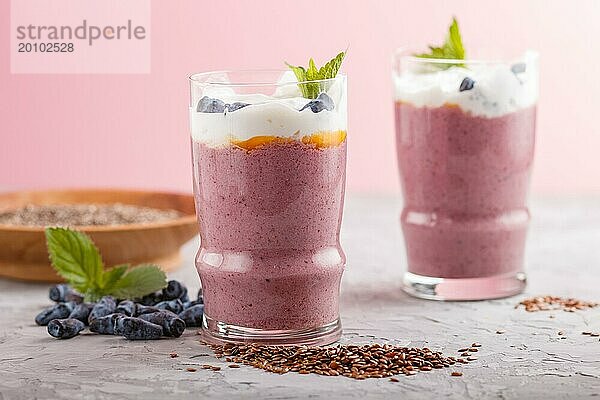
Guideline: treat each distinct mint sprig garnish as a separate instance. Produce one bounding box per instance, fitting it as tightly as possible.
[45,227,167,302]
[286,51,345,99]
[415,17,465,68]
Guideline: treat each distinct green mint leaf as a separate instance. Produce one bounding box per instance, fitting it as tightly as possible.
[109,264,167,300]
[285,51,346,99]
[100,264,129,290]
[286,63,306,83]
[319,51,345,80]
[447,17,465,59]
[45,227,104,295]
[83,264,129,302]
[415,17,465,68]
[45,227,167,302]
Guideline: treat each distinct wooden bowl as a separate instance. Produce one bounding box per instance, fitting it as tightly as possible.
[0,189,198,282]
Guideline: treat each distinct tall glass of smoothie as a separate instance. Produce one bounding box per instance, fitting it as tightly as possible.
[189,70,347,344]
[393,51,538,300]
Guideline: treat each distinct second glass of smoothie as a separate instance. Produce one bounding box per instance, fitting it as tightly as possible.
[189,71,347,344]
[393,52,538,300]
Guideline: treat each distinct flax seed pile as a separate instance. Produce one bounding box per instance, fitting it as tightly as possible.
[516,296,598,312]
[0,204,181,227]
[209,343,478,379]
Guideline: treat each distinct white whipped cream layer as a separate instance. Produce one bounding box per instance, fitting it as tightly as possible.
[190,72,347,147]
[393,53,538,117]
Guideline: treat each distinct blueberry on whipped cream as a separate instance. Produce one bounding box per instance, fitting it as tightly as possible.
[226,102,250,112]
[459,77,475,92]
[511,63,526,74]
[197,96,250,113]
[197,96,227,113]
[300,92,334,113]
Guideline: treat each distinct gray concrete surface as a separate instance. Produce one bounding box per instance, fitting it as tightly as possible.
[0,195,599,399]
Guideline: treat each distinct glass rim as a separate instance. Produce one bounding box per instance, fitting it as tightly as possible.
[188,69,347,88]
[393,48,539,65]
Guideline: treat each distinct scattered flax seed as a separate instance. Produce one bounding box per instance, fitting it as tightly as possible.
[458,348,469,353]
[471,343,482,348]
[451,372,463,377]
[591,333,600,337]
[468,348,479,352]
[189,353,210,358]
[211,366,221,371]
[461,352,470,357]
[201,364,212,369]
[208,343,470,380]
[517,296,598,313]
[467,356,478,361]
[389,377,399,382]
[228,364,241,368]
[186,367,197,372]
[582,332,592,335]
[496,330,506,334]
[169,352,178,358]
[558,331,565,336]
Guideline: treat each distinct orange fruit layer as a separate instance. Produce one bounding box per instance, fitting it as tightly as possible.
[232,130,347,151]
[232,136,294,150]
[396,100,460,109]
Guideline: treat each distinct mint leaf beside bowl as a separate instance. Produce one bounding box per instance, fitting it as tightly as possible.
[46,227,167,302]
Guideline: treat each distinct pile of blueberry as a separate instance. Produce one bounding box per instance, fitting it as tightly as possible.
[196,92,334,114]
[35,280,204,340]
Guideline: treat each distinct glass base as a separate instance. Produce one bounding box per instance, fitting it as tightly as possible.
[201,315,342,346]
[402,271,526,301]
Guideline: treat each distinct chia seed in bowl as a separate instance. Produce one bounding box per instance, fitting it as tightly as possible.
[0,203,181,227]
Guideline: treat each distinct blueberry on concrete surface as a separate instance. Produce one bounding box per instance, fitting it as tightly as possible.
[155,299,184,314]
[183,300,202,309]
[35,303,75,326]
[115,317,163,340]
[135,304,161,316]
[89,313,124,335]
[47,318,85,339]
[138,291,163,306]
[49,284,68,302]
[459,77,475,92]
[179,289,190,303]
[196,96,227,113]
[300,93,335,113]
[182,290,204,309]
[69,303,95,324]
[88,296,117,323]
[116,300,136,317]
[178,304,204,327]
[162,280,186,301]
[139,311,186,338]
[113,316,126,335]
[49,284,83,303]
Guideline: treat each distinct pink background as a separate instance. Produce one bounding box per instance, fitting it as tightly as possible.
[2,0,599,195]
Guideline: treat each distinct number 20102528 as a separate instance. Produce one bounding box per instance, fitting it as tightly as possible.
[18,42,74,52]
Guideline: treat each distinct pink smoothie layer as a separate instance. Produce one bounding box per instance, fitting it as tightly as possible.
[192,140,346,330]
[396,103,536,279]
